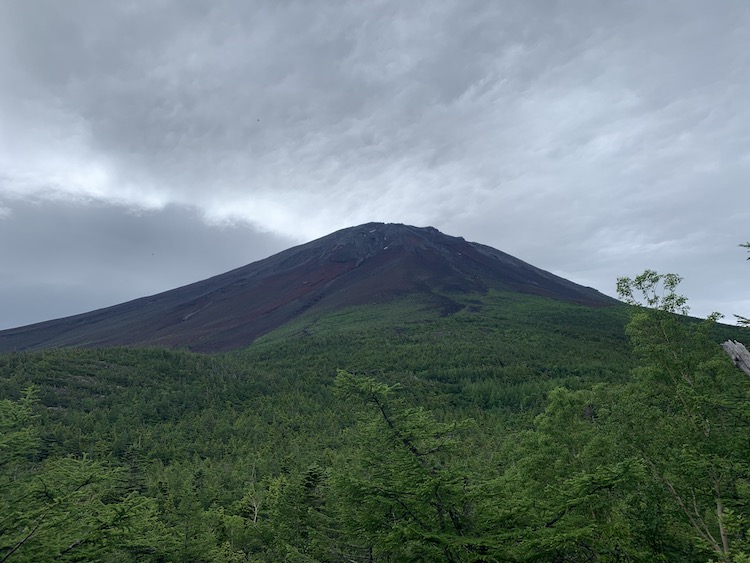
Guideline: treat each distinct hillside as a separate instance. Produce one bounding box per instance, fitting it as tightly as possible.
[0,289,638,561]
[0,223,615,353]
[2,223,749,561]
[2,288,749,561]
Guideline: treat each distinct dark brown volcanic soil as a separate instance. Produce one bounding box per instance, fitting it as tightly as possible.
[0,223,617,353]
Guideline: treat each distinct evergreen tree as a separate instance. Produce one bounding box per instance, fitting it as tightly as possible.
[1,390,174,562]
[332,370,479,562]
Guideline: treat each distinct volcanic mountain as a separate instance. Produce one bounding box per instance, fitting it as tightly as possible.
[0,223,616,353]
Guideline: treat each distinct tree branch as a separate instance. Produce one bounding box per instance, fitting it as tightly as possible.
[1,513,46,563]
[722,340,750,378]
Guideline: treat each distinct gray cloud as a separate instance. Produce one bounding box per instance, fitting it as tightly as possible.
[0,201,291,329]
[0,0,748,326]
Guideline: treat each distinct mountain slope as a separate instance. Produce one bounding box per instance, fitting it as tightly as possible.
[0,222,616,353]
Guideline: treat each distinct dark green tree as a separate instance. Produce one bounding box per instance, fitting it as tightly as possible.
[1,390,174,562]
[332,370,480,562]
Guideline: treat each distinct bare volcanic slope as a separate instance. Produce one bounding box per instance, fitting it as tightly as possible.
[0,223,616,353]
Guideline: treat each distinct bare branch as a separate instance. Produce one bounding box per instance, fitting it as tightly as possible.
[721,340,750,378]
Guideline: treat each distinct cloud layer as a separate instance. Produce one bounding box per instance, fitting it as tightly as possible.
[1,0,748,327]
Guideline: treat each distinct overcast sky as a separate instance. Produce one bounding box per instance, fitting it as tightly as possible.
[1,0,748,330]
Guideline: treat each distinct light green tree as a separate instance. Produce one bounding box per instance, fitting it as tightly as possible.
[616,271,750,562]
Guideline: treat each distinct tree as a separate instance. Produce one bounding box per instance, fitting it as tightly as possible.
[616,269,690,314]
[735,242,750,327]
[492,385,652,561]
[616,272,750,562]
[0,391,174,562]
[331,370,479,562]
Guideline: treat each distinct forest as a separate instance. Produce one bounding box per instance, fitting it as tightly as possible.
[1,270,749,562]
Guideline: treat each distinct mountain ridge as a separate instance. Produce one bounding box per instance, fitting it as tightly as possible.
[0,222,616,353]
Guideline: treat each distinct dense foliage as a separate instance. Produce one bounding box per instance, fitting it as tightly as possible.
[1,288,749,561]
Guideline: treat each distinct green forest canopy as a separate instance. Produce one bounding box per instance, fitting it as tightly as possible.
[1,267,749,562]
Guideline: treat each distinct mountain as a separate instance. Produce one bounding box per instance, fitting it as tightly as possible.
[0,222,616,353]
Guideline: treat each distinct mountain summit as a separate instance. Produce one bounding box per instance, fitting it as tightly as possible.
[0,223,615,352]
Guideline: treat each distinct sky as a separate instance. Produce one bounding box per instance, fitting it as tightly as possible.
[1,0,749,330]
